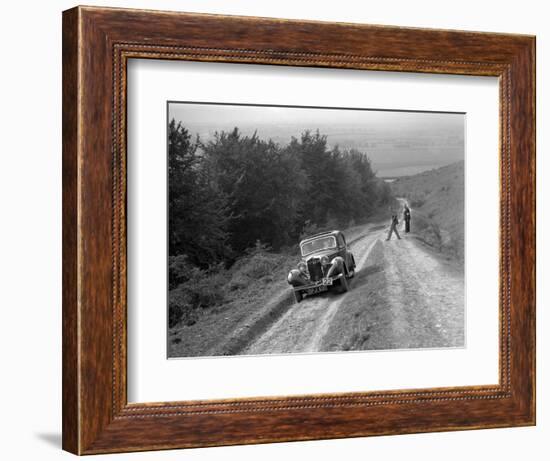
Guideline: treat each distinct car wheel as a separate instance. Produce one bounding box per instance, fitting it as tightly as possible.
[339,274,349,293]
[294,290,303,303]
[348,256,356,278]
[346,265,355,279]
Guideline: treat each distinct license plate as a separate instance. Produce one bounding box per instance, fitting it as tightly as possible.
[322,278,333,286]
[306,286,328,295]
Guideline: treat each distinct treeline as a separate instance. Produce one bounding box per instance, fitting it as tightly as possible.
[169,119,392,274]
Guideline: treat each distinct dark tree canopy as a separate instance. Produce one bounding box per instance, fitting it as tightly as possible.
[168,120,231,268]
[168,120,392,270]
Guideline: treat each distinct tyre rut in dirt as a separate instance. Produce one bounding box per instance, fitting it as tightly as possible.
[210,290,296,356]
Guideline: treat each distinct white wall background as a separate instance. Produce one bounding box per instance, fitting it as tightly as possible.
[0,1,545,459]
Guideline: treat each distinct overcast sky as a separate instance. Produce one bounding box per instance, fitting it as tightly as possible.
[170,102,462,129]
[168,102,465,177]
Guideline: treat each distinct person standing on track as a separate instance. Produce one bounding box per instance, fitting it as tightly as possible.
[386,214,401,241]
[403,205,411,233]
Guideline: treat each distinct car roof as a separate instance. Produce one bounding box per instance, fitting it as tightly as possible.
[300,230,341,245]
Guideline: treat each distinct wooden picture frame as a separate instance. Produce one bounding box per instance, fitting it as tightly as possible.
[62,5,535,455]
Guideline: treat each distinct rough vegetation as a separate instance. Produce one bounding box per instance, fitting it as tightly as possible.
[168,243,296,330]
[168,121,393,329]
[390,161,464,261]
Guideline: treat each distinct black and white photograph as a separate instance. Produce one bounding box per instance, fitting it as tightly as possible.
[167,102,465,358]
[2,0,542,458]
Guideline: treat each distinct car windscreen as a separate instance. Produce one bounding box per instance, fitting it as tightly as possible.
[300,236,337,256]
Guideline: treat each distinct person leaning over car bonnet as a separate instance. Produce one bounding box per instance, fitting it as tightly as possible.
[386,214,401,241]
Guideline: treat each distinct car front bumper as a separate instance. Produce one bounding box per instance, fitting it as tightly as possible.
[292,273,344,295]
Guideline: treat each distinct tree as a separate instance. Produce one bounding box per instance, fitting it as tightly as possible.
[168,119,231,267]
[202,128,307,252]
[169,122,393,266]
[285,130,333,226]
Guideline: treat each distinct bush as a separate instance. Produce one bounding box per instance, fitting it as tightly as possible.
[227,241,286,290]
[168,265,228,327]
[168,288,194,328]
[169,241,289,327]
[410,213,441,249]
[168,254,192,290]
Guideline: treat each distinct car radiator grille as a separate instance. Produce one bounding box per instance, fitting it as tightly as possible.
[307,258,323,282]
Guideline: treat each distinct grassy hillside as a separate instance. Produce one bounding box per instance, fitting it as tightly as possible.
[390,161,464,261]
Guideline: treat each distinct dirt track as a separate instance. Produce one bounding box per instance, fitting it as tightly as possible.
[169,206,465,357]
[244,206,464,355]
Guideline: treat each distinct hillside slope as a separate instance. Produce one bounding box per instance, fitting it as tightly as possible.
[390,161,464,261]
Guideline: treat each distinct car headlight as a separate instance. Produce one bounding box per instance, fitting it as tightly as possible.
[330,256,344,267]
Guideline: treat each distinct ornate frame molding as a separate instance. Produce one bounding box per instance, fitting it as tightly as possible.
[63,6,535,454]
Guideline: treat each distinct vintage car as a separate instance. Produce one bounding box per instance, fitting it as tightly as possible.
[287,230,356,303]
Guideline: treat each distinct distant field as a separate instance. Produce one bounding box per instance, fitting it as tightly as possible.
[377,163,441,178]
[390,161,464,262]
[182,118,464,179]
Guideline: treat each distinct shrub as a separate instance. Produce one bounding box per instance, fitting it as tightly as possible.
[168,264,227,327]
[168,254,192,290]
[411,213,441,249]
[168,287,193,328]
[227,241,286,290]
